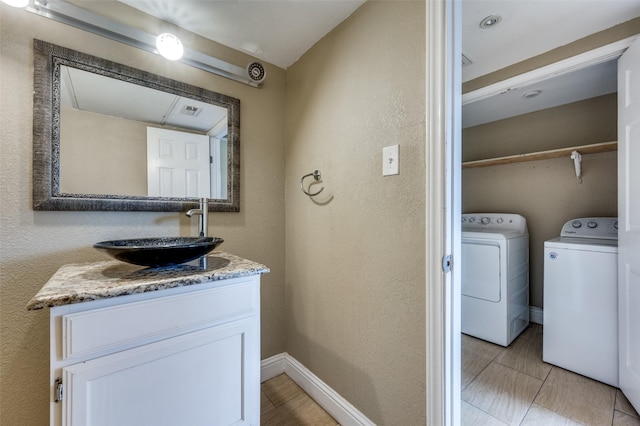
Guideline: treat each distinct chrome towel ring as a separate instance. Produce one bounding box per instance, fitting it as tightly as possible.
[300,170,324,197]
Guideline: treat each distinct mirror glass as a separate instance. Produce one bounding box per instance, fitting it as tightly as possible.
[33,40,240,211]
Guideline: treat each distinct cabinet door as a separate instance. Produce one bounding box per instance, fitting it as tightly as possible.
[61,318,259,426]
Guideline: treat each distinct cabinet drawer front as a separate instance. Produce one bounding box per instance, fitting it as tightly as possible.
[62,280,258,360]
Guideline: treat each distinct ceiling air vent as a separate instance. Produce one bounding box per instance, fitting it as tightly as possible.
[180,105,201,117]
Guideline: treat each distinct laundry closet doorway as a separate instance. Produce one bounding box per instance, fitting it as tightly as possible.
[456,30,640,422]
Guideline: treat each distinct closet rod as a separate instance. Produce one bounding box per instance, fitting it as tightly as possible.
[462,141,617,169]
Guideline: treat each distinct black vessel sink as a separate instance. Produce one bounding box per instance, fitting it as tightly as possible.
[94,237,224,267]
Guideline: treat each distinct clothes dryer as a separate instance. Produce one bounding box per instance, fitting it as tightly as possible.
[462,213,530,346]
[543,217,618,387]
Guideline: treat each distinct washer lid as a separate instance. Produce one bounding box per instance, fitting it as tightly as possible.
[545,236,618,253]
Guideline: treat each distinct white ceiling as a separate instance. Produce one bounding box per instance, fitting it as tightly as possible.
[61,65,227,133]
[461,58,619,128]
[461,0,640,128]
[117,0,366,69]
[114,0,640,127]
[461,0,640,82]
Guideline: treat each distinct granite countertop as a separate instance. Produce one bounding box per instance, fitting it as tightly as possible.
[27,252,269,310]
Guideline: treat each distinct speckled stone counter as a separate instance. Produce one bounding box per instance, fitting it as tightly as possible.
[27,252,269,310]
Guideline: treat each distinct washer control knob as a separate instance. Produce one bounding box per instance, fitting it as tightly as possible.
[572,221,582,228]
[480,217,490,225]
[462,217,466,223]
[469,217,476,223]
[615,221,618,230]
[497,218,504,224]
[587,221,598,229]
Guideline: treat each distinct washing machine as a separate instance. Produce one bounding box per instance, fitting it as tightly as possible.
[543,217,618,387]
[462,213,530,346]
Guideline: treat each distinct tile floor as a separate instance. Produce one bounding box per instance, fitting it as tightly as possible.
[260,326,639,425]
[261,373,339,425]
[462,324,640,426]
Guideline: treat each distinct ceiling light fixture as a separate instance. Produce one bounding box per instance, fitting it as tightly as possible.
[1,0,30,7]
[480,15,502,29]
[156,33,183,61]
[523,90,542,99]
[18,0,263,87]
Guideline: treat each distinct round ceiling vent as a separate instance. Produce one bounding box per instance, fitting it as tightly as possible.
[246,62,266,84]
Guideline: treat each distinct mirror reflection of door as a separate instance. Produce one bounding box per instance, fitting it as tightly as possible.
[147,127,210,198]
[58,64,230,200]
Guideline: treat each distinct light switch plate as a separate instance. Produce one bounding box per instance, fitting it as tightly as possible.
[383,145,399,176]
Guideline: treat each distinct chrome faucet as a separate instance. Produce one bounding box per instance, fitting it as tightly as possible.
[186,197,209,237]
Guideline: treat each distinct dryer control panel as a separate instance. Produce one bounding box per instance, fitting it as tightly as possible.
[462,213,528,233]
[560,217,618,239]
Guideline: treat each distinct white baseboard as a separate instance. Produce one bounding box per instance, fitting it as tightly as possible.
[261,352,288,382]
[529,306,543,325]
[261,309,544,424]
[261,353,376,426]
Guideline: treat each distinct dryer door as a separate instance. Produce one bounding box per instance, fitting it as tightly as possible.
[462,241,501,302]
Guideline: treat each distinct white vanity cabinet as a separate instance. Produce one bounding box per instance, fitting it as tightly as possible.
[47,274,261,426]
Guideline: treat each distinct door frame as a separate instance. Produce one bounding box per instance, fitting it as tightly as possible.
[462,35,637,105]
[426,3,639,424]
[426,0,462,424]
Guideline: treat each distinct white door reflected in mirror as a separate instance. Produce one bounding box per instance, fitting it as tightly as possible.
[147,128,211,198]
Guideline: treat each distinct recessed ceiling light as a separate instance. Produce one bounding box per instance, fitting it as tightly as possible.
[156,33,183,61]
[480,15,502,29]
[523,90,542,99]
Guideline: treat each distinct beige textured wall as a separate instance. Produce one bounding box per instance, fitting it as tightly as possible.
[462,96,618,308]
[61,108,148,195]
[463,94,617,162]
[284,2,426,424]
[0,3,286,424]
